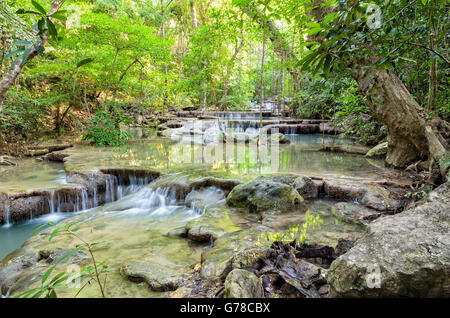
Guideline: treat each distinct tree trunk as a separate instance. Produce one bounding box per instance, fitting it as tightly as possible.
[259,29,266,141]
[351,64,449,175]
[0,0,63,111]
[190,0,198,30]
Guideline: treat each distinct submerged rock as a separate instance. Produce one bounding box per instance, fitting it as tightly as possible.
[328,181,450,297]
[226,176,304,213]
[365,142,388,158]
[185,210,239,243]
[331,202,378,225]
[224,269,264,298]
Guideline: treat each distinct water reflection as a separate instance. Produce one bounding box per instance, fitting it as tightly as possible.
[64,135,384,180]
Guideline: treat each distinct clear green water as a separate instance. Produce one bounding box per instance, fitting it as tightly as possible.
[0,160,67,193]
[0,134,381,297]
[63,134,384,181]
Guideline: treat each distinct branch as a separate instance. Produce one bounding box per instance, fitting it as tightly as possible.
[406,42,450,65]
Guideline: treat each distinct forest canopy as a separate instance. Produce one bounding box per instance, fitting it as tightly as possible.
[0,0,448,155]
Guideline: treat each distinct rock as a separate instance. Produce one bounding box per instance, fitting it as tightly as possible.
[120,260,188,292]
[0,156,16,166]
[44,151,69,162]
[365,142,388,158]
[200,227,272,281]
[323,179,403,212]
[319,144,370,155]
[226,176,304,213]
[328,180,450,297]
[224,269,264,298]
[169,286,193,298]
[268,175,317,199]
[232,246,269,269]
[335,238,356,256]
[268,133,291,144]
[331,202,377,225]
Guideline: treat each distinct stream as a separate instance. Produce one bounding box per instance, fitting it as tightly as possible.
[0,117,389,297]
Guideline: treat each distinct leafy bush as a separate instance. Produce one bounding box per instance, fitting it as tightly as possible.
[0,90,50,138]
[82,106,131,146]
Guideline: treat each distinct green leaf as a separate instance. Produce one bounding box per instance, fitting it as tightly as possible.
[12,40,32,46]
[16,9,41,15]
[46,18,57,38]
[3,48,24,61]
[34,44,45,55]
[41,265,57,285]
[32,222,54,235]
[31,1,47,15]
[41,247,82,285]
[76,58,94,68]
[37,18,45,34]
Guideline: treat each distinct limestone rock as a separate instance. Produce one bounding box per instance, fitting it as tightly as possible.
[365,142,388,158]
[224,269,264,298]
[328,181,450,297]
[226,176,304,213]
[120,260,188,292]
[331,202,378,225]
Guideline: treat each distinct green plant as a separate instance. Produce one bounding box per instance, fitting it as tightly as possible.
[82,106,131,146]
[405,183,433,201]
[259,212,323,246]
[16,221,111,298]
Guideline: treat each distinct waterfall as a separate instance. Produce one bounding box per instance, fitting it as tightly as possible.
[48,190,56,213]
[3,201,10,226]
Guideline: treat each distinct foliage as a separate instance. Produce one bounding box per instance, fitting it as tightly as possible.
[16,221,111,298]
[82,105,131,146]
[259,212,323,246]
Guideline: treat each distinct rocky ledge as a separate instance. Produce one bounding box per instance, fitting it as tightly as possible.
[327,180,450,297]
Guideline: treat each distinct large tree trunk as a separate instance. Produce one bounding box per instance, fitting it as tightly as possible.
[0,0,63,111]
[347,49,449,176]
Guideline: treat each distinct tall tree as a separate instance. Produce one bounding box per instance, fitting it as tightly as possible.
[0,0,64,111]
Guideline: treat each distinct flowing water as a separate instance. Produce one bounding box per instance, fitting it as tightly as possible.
[0,127,385,297]
[0,174,154,260]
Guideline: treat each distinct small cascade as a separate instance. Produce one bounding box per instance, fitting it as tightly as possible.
[40,172,156,216]
[184,187,225,215]
[3,201,10,226]
[48,190,57,213]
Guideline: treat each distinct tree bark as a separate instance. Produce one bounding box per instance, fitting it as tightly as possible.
[190,0,198,30]
[349,59,449,176]
[0,0,63,111]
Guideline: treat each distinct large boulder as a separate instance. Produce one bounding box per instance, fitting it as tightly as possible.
[365,142,388,158]
[226,176,304,213]
[224,269,264,298]
[327,181,450,297]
